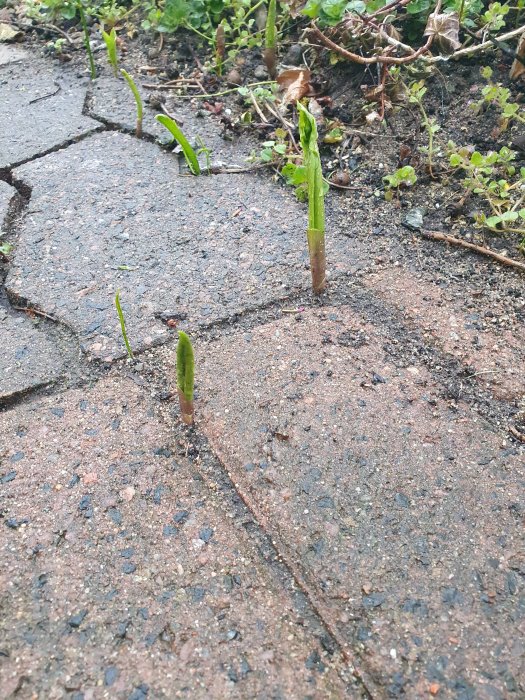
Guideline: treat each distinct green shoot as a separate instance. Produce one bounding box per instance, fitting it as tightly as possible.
[406,80,440,177]
[382,165,417,201]
[121,69,143,137]
[264,0,277,79]
[101,26,118,77]
[215,21,225,76]
[155,114,201,175]
[78,4,96,80]
[298,101,326,294]
[115,290,134,359]
[176,331,195,425]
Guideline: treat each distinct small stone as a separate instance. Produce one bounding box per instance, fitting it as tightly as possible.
[104,666,119,686]
[395,492,409,508]
[283,44,303,65]
[79,495,93,518]
[402,207,426,231]
[173,510,189,524]
[120,547,135,559]
[254,65,268,80]
[122,562,136,574]
[1,471,16,483]
[68,609,88,628]
[199,527,214,543]
[5,517,28,529]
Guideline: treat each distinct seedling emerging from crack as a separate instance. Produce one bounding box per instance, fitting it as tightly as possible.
[155,114,201,175]
[121,69,143,137]
[115,291,134,359]
[264,0,277,79]
[102,26,118,77]
[298,101,326,294]
[79,4,96,79]
[176,331,195,425]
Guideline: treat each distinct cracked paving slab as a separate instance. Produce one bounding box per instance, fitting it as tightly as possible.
[0,307,65,402]
[0,179,16,230]
[0,51,102,170]
[0,376,356,699]
[7,130,359,361]
[88,73,258,168]
[160,306,525,698]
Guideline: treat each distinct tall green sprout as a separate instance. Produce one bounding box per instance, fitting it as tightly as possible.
[298,102,326,294]
[78,4,96,80]
[102,27,118,77]
[264,0,277,79]
[176,331,195,425]
[115,290,134,359]
[121,69,143,137]
[155,115,201,175]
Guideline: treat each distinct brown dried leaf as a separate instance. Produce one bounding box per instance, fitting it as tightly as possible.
[277,68,312,105]
[510,30,525,80]
[424,12,461,55]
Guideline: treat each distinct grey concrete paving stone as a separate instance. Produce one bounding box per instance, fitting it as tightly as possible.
[171,307,525,698]
[7,131,356,360]
[89,74,258,167]
[0,307,64,401]
[0,376,353,698]
[0,56,102,169]
[0,179,16,230]
[0,44,27,66]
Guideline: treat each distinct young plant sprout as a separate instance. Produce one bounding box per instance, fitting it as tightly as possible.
[298,101,326,294]
[121,69,143,137]
[264,0,277,79]
[115,290,134,359]
[176,331,195,425]
[78,4,96,79]
[155,114,201,175]
[215,21,225,76]
[102,26,118,77]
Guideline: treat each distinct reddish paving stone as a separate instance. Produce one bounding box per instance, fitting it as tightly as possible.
[185,307,525,698]
[0,377,353,699]
[364,267,525,401]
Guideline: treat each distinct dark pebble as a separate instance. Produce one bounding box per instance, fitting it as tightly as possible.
[108,507,122,525]
[395,492,410,508]
[1,471,16,483]
[10,452,24,463]
[316,496,334,509]
[68,474,80,488]
[50,407,65,417]
[122,562,136,574]
[173,510,189,525]
[154,447,172,458]
[68,609,88,628]
[190,586,206,602]
[6,518,29,529]
[128,684,149,700]
[199,527,214,543]
[363,593,386,608]
[138,607,149,620]
[104,666,119,686]
[305,649,326,672]
[163,525,178,536]
[79,495,93,518]
[120,547,135,559]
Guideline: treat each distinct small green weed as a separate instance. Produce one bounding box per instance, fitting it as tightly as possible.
[264,0,277,78]
[121,69,143,137]
[101,26,118,77]
[406,80,440,176]
[115,290,134,359]
[176,330,195,425]
[298,101,326,294]
[383,166,417,201]
[155,114,202,175]
[475,66,525,133]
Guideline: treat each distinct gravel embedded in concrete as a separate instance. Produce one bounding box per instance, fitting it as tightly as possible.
[180,306,525,697]
[0,57,101,169]
[0,377,354,698]
[6,131,358,360]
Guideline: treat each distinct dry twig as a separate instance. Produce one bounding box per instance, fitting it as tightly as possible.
[421,230,525,272]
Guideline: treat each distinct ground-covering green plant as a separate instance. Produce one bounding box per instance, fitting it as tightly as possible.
[264,0,277,78]
[406,80,440,175]
[382,165,417,200]
[155,114,201,174]
[448,143,525,248]
[101,26,118,76]
[298,101,326,294]
[121,69,143,137]
[475,66,525,132]
[78,3,96,79]
[176,330,195,425]
[115,290,134,359]
[0,241,13,258]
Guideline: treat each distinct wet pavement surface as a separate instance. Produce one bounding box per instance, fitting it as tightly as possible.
[1,44,524,699]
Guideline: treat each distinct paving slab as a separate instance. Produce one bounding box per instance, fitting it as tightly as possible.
[365,267,525,402]
[171,307,525,697]
[0,179,16,230]
[0,44,27,66]
[7,131,357,361]
[89,74,258,167]
[0,56,102,170]
[0,307,65,402]
[0,376,354,699]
